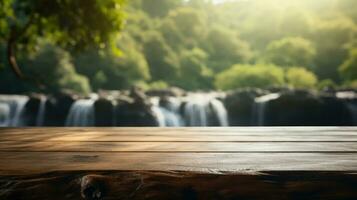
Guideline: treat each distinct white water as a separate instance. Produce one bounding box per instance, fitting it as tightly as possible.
[150,94,229,127]
[253,93,280,126]
[65,99,96,126]
[210,98,229,126]
[36,96,47,126]
[151,97,184,127]
[0,95,29,127]
[182,93,229,126]
[183,95,208,126]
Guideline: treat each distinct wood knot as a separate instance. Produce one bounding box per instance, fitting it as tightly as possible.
[81,175,107,200]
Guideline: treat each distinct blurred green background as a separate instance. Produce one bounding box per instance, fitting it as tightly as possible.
[1,0,357,94]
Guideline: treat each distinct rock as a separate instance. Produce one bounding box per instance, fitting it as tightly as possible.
[94,98,114,126]
[44,91,76,126]
[115,87,159,126]
[22,94,44,126]
[335,91,357,125]
[224,88,269,126]
[264,90,353,125]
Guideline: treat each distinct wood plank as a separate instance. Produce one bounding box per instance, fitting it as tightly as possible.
[2,127,357,142]
[2,171,357,200]
[1,141,357,152]
[2,127,357,199]
[1,152,357,175]
[1,171,357,200]
[1,127,357,136]
[2,134,357,142]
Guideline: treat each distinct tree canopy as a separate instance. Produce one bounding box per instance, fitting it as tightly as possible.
[2,0,357,93]
[0,0,126,81]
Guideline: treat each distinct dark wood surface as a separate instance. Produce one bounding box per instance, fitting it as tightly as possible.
[1,127,357,199]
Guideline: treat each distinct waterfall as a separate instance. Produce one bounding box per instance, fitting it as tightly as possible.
[182,93,229,126]
[0,103,10,127]
[210,98,229,126]
[65,99,96,126]
[36,96,47,126]
[151,106,166,127]
[151,97,184,127]
[160,97,184,127]
[0,95,29,127]
[0,93,230,127]
[253,93,280,126]
[183,95,208,126]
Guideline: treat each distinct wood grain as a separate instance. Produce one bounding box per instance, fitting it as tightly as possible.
[0,127,357,175]
[1,171,357,200]
[1,127,357,199]
[1,141,357,152]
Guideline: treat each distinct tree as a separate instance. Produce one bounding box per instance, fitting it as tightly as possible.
[215,64,285,90]
[176,48,213,90]
[23,43,91,94]
[159,7,206,50]
[336,0,357,22]
[0,0,126,83]
[339,48,357,81]
[312,17,357,81]
[264,37,316,68]
[286,67,318,88]
[203,26,252,72]
[142,31,180,82]
[141,0,181,18]
[74,33,151,90]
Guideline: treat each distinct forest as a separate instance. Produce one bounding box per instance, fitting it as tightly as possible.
[1,0,357,94]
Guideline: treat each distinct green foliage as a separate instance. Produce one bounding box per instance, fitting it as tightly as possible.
[74,33,150,90]
[1,0,126,50]
[286,67,318,88]
[3,0,357,93]
[160,7,206,49]
[312,17,357,81]
[141,0,181,18]
[203,26,252,72]
[318,79,337,90]
[176,48,213,90]
[339,48,357,81]
[142,31,180,82]
[215,64,285,90]
[147,81,169,90]
[132,80,169,91]
[337,0,357,21]
[264,37,316,68]
[24,43,91,94]
[342,80,357,89]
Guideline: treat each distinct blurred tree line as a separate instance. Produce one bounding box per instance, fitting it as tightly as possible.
[1,0,357,94]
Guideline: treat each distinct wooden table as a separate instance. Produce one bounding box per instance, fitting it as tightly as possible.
[0,127,357,199]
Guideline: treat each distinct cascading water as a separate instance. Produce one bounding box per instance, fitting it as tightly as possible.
[182,93,229,126]
[36,96,47,126]
[151,97,184,127]
[65,99,96,126]
[210,98,229,126]
[183,95,208,126]
[151,93,229,127]
[0,93,230,127]
[253,93,280,126]
[0,95,29,127]
[0,103,10,127]
[160,97,185,127]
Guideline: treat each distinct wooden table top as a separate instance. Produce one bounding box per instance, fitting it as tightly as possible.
[1,127,357,175]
